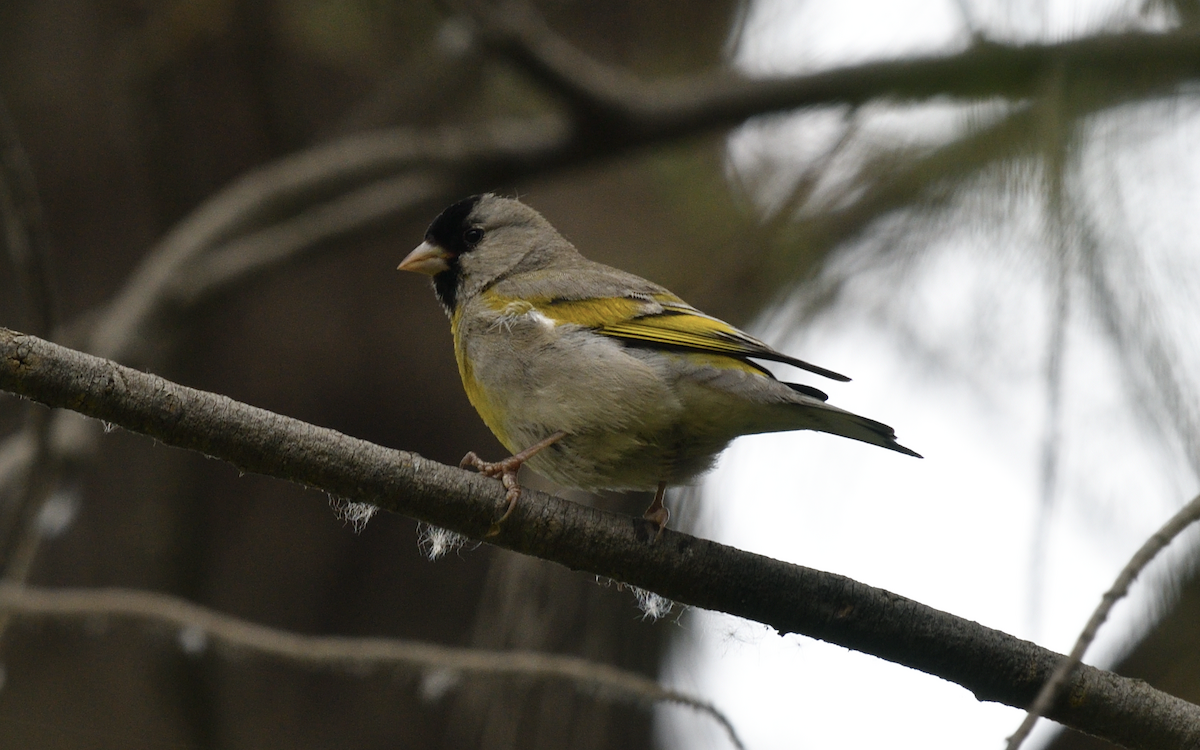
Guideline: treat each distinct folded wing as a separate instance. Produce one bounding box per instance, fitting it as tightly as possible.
[530,292,851,382]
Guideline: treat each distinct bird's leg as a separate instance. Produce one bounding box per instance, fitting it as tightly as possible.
[460,430,567,532]
[643,481,670,540]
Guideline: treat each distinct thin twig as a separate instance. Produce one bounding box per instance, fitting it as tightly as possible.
[173,173,448,307]
[2,327,1199,750]
[84,121,555,363]
[1006,492,1200,750]
[740,106,864,229]
[0,121,559,500]
[0,119,560,514]
[1077,220,1200,478]
[0,582,744,750]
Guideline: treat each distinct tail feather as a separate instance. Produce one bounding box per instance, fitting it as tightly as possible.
[696,365,921,457]
[802,401,922,458]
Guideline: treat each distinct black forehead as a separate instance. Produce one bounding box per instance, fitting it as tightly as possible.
[426,194,484,250]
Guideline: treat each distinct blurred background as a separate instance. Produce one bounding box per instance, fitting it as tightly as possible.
[1,0,1199,748]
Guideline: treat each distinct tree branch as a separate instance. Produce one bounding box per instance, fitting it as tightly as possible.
[2,327,1198,750]
[478,10,1200,152]
[82,119,562,365]
[171,173,448,307]
[1007,492,1200,750]
[0,582,743,750]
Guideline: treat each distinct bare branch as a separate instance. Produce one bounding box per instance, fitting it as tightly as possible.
[1007,492,1200,750]
[2,326,1199,750]
[172,173,448,307]
[84,119,563,364]
[0,119,562,496]
[0,120,559,510]
[0,582,743,750]
[482,15,1200,152]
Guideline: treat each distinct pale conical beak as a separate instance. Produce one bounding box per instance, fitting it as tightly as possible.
[398,241,451,275]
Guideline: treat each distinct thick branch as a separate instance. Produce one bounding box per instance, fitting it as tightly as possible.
[639,31,1200,141]
[481,17,1200,151]
[2,327,1198,750]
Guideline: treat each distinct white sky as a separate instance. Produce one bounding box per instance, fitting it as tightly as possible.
[658,1,1200,748]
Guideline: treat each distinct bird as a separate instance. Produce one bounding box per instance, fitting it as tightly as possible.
[399,193,920,537]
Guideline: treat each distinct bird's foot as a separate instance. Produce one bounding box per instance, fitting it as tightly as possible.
[642,481,670,542]
[459,431,566,535]
[459,451,525,533]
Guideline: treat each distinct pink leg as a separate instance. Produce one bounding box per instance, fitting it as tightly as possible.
[460,431,567,532]
[643,481,670,540]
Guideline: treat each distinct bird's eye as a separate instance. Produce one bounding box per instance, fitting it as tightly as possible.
[463,227,484,247]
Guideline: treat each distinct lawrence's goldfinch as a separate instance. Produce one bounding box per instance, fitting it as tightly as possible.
[399,194,919,535]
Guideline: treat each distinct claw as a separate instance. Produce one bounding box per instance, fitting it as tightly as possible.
[643,481,670,541]
[458,431,566,534]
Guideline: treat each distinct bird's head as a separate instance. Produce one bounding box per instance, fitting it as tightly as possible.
[399,193,569,313]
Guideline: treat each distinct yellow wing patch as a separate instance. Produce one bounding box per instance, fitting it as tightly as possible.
[483,291,850,382]
[538,292,782,362]
[527,296,650,329]
[598,306,757,356]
